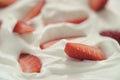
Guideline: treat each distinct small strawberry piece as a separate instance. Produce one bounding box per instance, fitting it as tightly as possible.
[18,53,42,73]
[100,30,120,44]
[89,0,108,11]
[40,39,59,49]
[45,17,88,26]
[23,0,46,21]
[0,0,17,8]
[66,17,88,24]
[40,37,79,49]
[64,43,106,60]
[13,21,35,34]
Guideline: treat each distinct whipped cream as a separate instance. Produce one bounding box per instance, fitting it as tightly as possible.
[0,0,120,80]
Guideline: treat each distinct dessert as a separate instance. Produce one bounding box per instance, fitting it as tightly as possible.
[0,0,120,80]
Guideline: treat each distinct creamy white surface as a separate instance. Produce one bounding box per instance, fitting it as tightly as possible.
[0,0,120,80]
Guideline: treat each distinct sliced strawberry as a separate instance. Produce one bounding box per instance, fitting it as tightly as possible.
[100,30,120,44]
[45,17,88,26]
[23,0,46,21]
[0,0,17,8]
[18,53,42,73]
[40,36,80,49]
[64,43,106,60]
[40,39,59,49]
[13,21,35,34]
[89,0,108,11]
[66,17,88,24]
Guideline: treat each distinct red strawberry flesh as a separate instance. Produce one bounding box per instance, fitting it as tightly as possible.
[66,17,88,24]
[23,0,46,21]
[100,30,120,44]
[18,53,42,73]
[64,43,106,60]
[13,21,35,34]
[89,0,108,11]
[45,17,88,26]
[0,0,17,8]
[40,36,80,49]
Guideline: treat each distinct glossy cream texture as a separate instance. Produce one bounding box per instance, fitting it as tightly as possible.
[0,0,120,80]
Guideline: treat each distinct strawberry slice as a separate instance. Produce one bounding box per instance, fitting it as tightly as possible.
[40,36,80,49]
[40,39,59,49]
[66,17,88,24]
[13,21,35,34]
[45,17,88,26]
[23,0,46,21]
[89,0,108,11]
[13,0,46,34]
[18,53,42,73]
[64,43,106,60]
[100,30,120,44]
[0,0,17,8]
